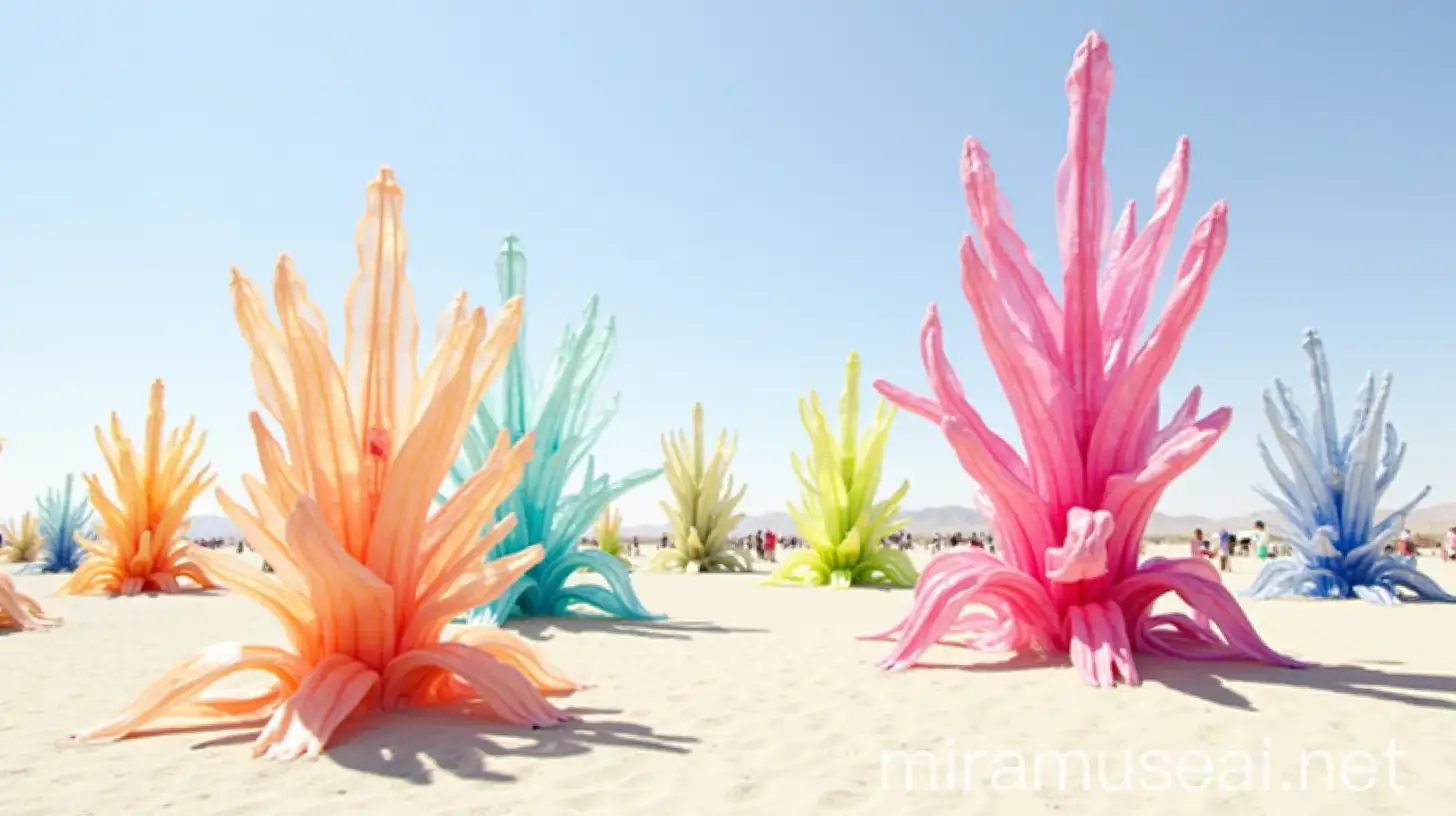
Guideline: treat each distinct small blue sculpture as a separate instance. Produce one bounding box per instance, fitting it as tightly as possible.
[35,474,95,573]
[442,235,663,625]
[1246,330,1454,604]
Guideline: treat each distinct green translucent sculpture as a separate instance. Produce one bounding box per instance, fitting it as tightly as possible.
[442,235,662,625]
[766,351,916,588]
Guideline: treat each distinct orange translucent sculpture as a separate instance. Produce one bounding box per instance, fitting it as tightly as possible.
[0,442,60,631]
[74,167,578,759]
[58,380,217,595]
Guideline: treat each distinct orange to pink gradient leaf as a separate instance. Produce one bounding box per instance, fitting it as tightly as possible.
[0,572,59,631]
[0,443,60,631]
[58,380,217,596]
[73,167,580,760]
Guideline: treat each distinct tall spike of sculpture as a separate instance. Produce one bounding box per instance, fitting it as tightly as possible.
[1246,330,1454,603]
[443,235,661,625]
[766,351,917,588]
[865,31,1303,686]
[73,167,580,760]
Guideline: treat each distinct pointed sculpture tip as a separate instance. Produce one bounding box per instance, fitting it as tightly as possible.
[501,232,521,251]
[1074,30,1110,66]
[498,295,525,319]
[960,137,988,172]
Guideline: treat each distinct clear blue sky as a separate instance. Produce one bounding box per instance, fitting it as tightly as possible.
[2,1,1454,526]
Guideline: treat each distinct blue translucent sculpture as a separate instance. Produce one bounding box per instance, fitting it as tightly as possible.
[35,474,95,573]
[1246,330,1454,604]
[441,234,663,625]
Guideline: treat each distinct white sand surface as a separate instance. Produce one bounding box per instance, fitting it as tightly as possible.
[3,544,1455,815]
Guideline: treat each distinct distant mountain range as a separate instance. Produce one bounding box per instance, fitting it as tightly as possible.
[184,501,1456,543]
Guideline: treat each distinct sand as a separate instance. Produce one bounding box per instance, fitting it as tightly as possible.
[2,544,1454,815]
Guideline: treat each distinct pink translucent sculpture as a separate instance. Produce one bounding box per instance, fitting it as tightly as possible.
[867,32,1304,687]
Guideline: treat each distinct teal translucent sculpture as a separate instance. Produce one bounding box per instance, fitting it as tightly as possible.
[442,235,663,625]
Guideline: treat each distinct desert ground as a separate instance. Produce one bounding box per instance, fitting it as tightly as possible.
[3,545,1454,815]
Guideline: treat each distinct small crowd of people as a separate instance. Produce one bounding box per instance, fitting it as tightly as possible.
[1394,526,1456,561]
[193,537,244,553]
[178,521,1456,576]
[1186,522,1456,570]
[1188,521,1281,573]
[582,528,1000,562]
[885,530,996,553]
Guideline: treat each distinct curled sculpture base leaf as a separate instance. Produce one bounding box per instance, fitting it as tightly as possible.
[770,545,918,589]
[0,572,61,632]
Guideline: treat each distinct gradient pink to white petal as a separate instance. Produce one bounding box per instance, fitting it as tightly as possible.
[866,31,1305,687]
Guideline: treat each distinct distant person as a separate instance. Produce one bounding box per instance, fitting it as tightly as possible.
[1252,521,1270,560]
[1397,528,1415,558]
[1189,528,1211,558]
[1216,529,1232,572]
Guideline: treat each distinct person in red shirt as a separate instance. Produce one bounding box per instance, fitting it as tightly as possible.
[763,530,777,562]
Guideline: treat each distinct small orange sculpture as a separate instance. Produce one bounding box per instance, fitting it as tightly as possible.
[0,441,60,631]
[58,380,216,595]
[74,167,578,759]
